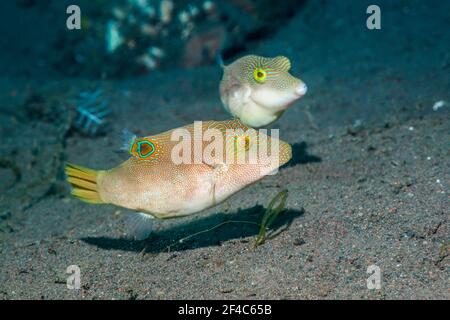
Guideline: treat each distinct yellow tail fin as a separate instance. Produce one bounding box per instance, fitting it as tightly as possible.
[65,163,104,204]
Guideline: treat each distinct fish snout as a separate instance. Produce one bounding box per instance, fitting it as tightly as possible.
[295,82,307,97]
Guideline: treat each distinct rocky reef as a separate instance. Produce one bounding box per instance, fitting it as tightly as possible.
[51,0,304,78]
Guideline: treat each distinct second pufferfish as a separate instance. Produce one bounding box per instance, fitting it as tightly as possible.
[66,119,291,220]
[219,55,307,128]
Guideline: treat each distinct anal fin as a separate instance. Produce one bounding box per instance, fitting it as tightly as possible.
[124,212,156,241]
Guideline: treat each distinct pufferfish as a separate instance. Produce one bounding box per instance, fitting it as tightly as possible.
[65,119,291,224]
[219,55,307,128]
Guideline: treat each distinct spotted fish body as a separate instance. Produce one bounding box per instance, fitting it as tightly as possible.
[66,119,292,219]
[220,55,307,128]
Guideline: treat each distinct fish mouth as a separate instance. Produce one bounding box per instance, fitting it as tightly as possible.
[294,83,308,97]
[250,96,297,113]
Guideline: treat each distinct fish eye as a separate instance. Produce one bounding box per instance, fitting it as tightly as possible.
[243,136,250,150]
[253,68,267,83]
[234,135,251,151]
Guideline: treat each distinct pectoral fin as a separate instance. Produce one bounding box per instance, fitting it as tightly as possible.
[203,162,229,206]
[223,79,251,117]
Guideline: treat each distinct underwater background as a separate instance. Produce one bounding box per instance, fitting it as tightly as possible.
[0,0,449,299]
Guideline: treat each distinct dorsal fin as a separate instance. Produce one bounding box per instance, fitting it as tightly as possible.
[216,53,225,69]
[120,129,137,153]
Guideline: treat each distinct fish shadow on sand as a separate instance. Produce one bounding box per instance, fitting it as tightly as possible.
[283,142,321,168]
[81,205,304,254]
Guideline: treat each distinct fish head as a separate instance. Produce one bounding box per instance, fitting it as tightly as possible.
[207,119,290,182]
[210,122,292,202]
[220,55,307,118]
[247,55,307,111]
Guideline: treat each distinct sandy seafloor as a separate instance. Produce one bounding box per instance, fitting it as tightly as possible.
[0,0,449,299]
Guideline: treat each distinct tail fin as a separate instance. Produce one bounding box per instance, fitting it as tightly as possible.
[65,163,104,204]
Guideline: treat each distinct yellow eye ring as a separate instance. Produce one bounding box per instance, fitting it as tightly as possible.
[253,68,267,83]
[235,135,251,151]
